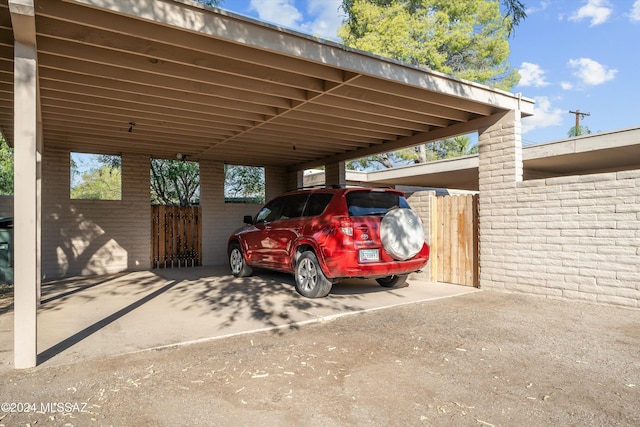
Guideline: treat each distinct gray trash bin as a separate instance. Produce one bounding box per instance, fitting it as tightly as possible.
[0,217,13,285]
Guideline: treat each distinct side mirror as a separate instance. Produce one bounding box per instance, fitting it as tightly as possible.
[243,215,254,225]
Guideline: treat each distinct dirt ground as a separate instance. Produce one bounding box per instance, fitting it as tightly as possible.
[1,290,639,427]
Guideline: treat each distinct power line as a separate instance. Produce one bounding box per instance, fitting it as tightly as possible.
[569,109,590,130]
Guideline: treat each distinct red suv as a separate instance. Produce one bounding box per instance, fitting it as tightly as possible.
[228,187,430,298]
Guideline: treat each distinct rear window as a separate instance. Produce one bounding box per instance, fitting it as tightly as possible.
[346,191,409,216]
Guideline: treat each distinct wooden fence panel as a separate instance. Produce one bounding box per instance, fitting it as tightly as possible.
[151,205,202,269]
[430,194,479,287]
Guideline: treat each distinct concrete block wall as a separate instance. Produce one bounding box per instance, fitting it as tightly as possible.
[478,111,640,308]
[37,154,287,277]
[200,160,247,266]
[265,165,289,201]
[200,162,288,266]
[407,190,435,281]
[41,147,150,279]
[504,171,640,306]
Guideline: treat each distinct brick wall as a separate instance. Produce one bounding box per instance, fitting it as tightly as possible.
[200,160,251,266]
[41,147,150,278]
[407,190,434,281]
[200,162,287,266]
[478,112,640,308]
[38,155,286,278]
[480,170,640,307]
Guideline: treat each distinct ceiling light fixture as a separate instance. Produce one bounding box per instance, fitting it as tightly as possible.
[128,121,136,133]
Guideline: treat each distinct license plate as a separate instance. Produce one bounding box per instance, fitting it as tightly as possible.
[359,249,379,262]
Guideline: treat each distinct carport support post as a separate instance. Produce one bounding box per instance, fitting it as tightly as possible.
[288,169,303,190]
[325,161,346,187]
[477,110,523,291]
[11,0,41,369]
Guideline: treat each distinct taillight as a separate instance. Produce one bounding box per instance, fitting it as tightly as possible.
[338,218,353,236]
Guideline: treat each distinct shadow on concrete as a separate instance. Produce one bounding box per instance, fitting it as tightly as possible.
[157,268,384,334]
[40,273,130,305]
[28,267,393,366]
[0,266,475,369]
[38,279,181,365]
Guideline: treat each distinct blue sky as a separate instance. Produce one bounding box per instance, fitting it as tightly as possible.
[218,0,639,145]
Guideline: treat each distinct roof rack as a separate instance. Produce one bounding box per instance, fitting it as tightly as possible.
[286,183,346,192]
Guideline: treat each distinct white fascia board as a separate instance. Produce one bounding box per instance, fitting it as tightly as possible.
[524,126,640,160]
[367,156,479,182]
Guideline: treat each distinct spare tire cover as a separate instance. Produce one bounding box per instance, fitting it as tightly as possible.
[380,208,424,261]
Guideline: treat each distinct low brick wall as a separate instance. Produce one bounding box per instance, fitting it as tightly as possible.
[480,170,640,307]
[407,190,434,281]
[478,112,640,308]
[41,148,151,278]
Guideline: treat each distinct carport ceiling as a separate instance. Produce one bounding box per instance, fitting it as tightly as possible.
[1,0,533,170]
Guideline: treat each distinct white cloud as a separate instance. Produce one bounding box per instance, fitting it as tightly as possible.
[630,0,640,21]
[518,62,550,87]
[248,0,343,39]
[568,57,618,85]
[249,0,303,29]
[569,0,613,26]
[522,96,564,134]
[560,81,574,90]
[525,1,551,15]
[305,0,343,39]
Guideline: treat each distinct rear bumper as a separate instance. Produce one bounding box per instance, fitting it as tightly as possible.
[321,245,430,280]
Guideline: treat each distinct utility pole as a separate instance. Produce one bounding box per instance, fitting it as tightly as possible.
[569,109,590,136]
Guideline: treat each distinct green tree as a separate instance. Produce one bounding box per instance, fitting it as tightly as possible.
[339,0,522,171]
[339,0,521,90]
[224,165,265,203]
[70,153,122,200]
[70,165,122,200]
[568,125,591,137]
[427,136,478,160]
[347,135,477,170]
[151,159,200,206]
[196,0,222,6]
[0,137,13,195]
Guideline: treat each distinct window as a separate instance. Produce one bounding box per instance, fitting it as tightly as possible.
[279,194,308,220]
[70,153,121,200]
[346,190,408,216]
[150,158,200,206]
[303,193,334,217]
[224,164,265,204]
[255,197,285,224]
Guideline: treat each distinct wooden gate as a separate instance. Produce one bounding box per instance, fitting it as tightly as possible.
[151,205,202,268]
[429,194,479,287]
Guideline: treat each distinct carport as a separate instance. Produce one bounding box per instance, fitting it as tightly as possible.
[1,0,534,368]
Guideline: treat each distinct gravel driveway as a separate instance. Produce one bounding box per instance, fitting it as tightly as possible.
[1,291,639,426]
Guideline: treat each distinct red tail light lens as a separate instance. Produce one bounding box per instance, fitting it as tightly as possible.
[338,218,353,236]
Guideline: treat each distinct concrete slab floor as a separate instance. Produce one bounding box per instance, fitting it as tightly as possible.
[0,266,478,371]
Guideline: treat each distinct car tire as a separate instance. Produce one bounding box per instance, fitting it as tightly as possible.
[295,251,332,298]
[376,274,408,288]
[380,208,425,261]
[229,243,253,277]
